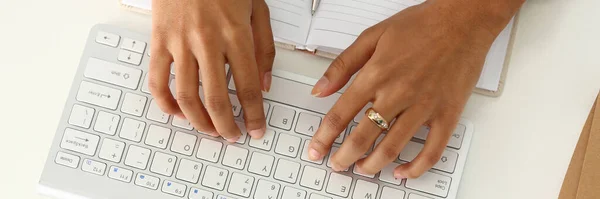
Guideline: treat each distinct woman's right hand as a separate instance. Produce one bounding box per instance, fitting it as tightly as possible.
[149,0,275,142]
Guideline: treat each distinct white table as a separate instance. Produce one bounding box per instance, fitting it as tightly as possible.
[1,0,599,199]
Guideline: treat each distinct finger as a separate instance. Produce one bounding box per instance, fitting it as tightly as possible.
[355,107,429,175]
[148,44,180,116]
[173,50,216,134]
[227,26,267,139]
[252,0,276,92]
[307,82,372,163]
[311,25,385,97]
[330,97,404,172]
[394,118,456,179]
[195,47,241,142]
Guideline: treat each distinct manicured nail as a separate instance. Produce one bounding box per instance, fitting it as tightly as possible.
[226,136,240,143]
[311,76,329,97]
[248,127,265,138]
[263,72,272,92]
[308,148,321,160]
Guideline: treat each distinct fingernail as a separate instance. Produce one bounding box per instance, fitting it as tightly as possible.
[394,172,407,180]
[308,148,321,160]
[332,163,345,172]
[226,136,240,143]
[311,76,329,97]
[263,72,272,92]
[248,127,265,138]
[175,113,186,119]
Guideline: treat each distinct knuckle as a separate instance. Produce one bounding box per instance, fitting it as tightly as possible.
[176,91,199,107]
[380,146,401,162]
[330,57,350,75]
[324,113,345,132]
[204,95,231,113]
[244,114,265,128]
[237,88,263,104]
[346,134,370,153]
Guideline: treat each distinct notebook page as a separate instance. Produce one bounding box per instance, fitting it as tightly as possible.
[476,18,514,91]
[120,0,312,47]
[305,0,419,50]
[265,0,313,46]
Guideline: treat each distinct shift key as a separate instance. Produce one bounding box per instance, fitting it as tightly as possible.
[84,58,142,90]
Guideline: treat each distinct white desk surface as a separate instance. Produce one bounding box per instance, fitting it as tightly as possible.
[1,0,599,199]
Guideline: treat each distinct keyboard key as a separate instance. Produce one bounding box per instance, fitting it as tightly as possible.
[68,104,94,128]
[124,145,151,169]
[120,93,147,116]
[119,118,145,142]
[95,31,120,47]
[274,159,300,184]
[150,151,176,176]
[144,125,171,149]
[414,124,466,149]
[301,140,324,164]
[399,141,458,173]
[54,152,79,168]
[176,159,202,183]
[249,128,275,151]
[135,173,159,190]
[379,162,402,185]
[380,187,406,199]
[121,38,146,54]
[108,166,133,183]
[309,193,331,199]
[248,152,274,177]
[275,133,301,158]
[232,121,248,144]
[189,188,214,199]
[118,49,143,65]
[76,81,121,110]
[269,105,295,130]
[141,74,151,94]
[326,147,348,171]
[334,128,346,144]
[202,166,229,191]
[60,128,100,156]
[172,116,193,130]
[228,173,254,197]
[254,180,280,199]
[171,131,197,156]
[216,195,237,199]
[407,193,431,199]
[295,112,321,136]
[300,165,326,190]
[93,111,120,135]
[229,94,242,117]
[147,99,170,123]
[282,186,306,199]
[263,102,270,116]
[162,180,186,197]
[84,58,142,90]
[222,145,248,170]
[98,138,125,163]
[197,138,222,163]
[405,171,452,197]
[81,159,106,176]
[326,172,352,197]
[352,180,378,199]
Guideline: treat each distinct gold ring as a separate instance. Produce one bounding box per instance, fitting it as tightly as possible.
[365,108,390,130]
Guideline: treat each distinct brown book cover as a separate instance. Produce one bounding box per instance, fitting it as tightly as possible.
[559,92,600,199]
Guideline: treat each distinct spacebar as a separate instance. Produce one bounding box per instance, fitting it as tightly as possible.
[262,76,339,114]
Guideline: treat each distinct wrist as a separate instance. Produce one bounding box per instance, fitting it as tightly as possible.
[427,0,524,37]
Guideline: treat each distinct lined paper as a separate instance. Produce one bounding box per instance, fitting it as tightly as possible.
[266,0,313,45]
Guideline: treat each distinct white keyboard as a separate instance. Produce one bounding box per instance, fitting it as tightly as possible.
[39,24,474,199]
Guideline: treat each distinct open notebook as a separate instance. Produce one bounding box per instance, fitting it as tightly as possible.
[120,0,517,96]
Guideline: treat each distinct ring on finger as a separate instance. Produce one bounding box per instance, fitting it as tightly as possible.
[365,108,391,130]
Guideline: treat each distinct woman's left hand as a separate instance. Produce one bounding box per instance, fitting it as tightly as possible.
[307,0,519,179]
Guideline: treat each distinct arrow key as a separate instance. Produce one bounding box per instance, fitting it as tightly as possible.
[117,49,142,66]
[95,31,120,47]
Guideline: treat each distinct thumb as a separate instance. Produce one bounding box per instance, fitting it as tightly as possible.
[311,26,384,97]
[252,0,276,92]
